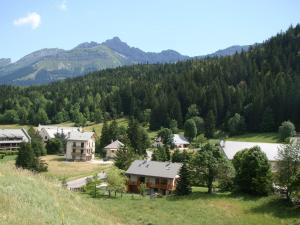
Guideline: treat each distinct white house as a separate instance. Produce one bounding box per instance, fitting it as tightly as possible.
[153,134,190,150]
[37,125,82,143]
[172,134,190,149]
[0,128,31,150]
[65,131,95,161]
[104,140,124,159]
[220,140,284,171]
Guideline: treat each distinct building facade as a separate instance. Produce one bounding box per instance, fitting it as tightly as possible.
[0,128,31,151]
[65,131,95,161]
[126,160,182,195]
[104,140,124,159]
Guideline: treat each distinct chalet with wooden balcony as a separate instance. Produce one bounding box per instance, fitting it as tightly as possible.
[126,160,182,195]
[65,131,95,161]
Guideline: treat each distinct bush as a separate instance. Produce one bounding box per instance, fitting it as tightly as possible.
[278,120,296,141]
[232,146,273,195]
[0,154,5,159]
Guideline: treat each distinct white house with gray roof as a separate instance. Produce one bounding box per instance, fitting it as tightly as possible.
[153,134,190,150]
[65,131,95,161]
[0,128,31,150]
[126,160,182,195]
[220,140,284,170]
[104,140,124,159]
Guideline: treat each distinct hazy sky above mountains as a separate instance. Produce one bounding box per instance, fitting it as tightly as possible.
[1,0,299,61]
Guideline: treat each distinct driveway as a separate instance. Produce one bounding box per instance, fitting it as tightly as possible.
[66,172,106,190]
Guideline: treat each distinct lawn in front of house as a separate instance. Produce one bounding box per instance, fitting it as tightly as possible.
[41,155,111,180]
[226,133,281,143]
[87,187,300,225]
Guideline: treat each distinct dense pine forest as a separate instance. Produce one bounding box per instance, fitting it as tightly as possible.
[0,25,300,133]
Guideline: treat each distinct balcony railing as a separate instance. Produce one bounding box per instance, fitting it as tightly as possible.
[127,180,173,190]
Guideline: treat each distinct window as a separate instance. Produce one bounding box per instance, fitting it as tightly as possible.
[81,149,84,154]
[81,142,84,148]
[155,178,160,185]
[73,142,76,147]
[161,178,168,185]
[72,149,75,153]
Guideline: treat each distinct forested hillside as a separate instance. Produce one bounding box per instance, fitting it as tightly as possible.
[0,25,299,133]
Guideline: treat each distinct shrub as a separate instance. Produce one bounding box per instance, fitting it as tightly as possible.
[232,146,273,195]
[278,121,296,141]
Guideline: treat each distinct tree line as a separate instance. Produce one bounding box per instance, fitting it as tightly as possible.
[0,25,299,135]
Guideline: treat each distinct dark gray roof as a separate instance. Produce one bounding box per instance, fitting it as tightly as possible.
[126,160,182,179]
[0,128,31,143]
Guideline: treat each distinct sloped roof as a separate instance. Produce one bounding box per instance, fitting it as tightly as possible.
[67,131,95,141]
[104,140,124,149]
[173,134,190,145]
[126,160,182,179]
[0,128,31,143]
[38,125,81,139]
[221,141,284,161]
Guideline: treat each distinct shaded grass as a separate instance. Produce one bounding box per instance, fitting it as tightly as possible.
[227,133,282,143]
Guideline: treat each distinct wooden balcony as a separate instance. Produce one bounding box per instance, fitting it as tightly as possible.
[127,180,174,190]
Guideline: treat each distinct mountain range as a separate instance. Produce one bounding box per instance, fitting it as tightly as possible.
[0,37,249,85]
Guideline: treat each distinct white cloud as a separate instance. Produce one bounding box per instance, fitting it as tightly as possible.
[58,0,67,11]
[13,12,41,29]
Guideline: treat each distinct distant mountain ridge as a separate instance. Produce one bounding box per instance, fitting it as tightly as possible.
[0,38,250,86]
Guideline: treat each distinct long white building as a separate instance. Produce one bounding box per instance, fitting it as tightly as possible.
[0,128,31,150]
[37,124,82,143]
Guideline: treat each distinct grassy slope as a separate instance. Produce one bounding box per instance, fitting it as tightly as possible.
[226,133,282,143]
[0,161,121,225]
[1,158,300,225]
[90,187,300,225]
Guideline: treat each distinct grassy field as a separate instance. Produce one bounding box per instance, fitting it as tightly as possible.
[227,133,282,143]
[88,187,300,225]
[0,124,31,130]
[41,155,111,180]
[1,157,300,225]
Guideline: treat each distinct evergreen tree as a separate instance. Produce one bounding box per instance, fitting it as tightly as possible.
[205,110,216,138]
[184,119,197,141]
[175,162,192,195]
[46,138,61,154]
[28,127,47,156]
[227,113,246,135]
[260,107,276,132]
[16,143,35,170]
[114,146,137,170]
[99,120,110,149]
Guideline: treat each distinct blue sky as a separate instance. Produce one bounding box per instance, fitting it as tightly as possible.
[1,0,299,61]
